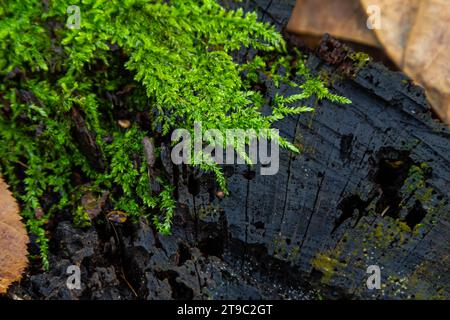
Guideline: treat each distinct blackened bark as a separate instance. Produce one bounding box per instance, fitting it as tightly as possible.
[11,0,449,300]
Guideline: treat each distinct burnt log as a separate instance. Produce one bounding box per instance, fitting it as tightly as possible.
[9,0,449,300]
[168,0,450,299]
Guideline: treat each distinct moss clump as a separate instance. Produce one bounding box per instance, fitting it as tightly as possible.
[0,0,350,268]
[405,260,450,300]
[349,52,370,69]
[310,240,348,285]
[272,234,301,264]
[402,163,433,202]
[311,249,347,284]
[198,203,222,222]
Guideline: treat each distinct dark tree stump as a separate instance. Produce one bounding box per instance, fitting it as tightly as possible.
[11,0,449,300]
[169,0,450,299]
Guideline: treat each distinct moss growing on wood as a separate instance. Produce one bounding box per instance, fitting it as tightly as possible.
[0,0,350,268]
[311,248,347,284]
[349,52,370,70]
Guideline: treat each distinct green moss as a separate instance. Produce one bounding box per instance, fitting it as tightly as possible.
[400,260,450,299]
[74,205,92,228]
[368,219,412,248]
[396,220,412,234]
[373,223,383,239]
[273,234,287,258]
[0,0,350,268]
[198,204,222,221]
[311,249,346,284]
[349,52,370,69]
[272,234,301,263]
[288,245,301,263]
[403,163,429,195]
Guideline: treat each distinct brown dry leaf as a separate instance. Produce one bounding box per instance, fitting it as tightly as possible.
[80,190,110,220]
[0,176,29,294]
[286,0,380,46]
[402,0,450,123]
[359,0,420,65]
[361,0,450,123]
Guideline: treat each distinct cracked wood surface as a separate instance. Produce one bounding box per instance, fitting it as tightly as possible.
[10,0,449,300]
[174,0,450,299]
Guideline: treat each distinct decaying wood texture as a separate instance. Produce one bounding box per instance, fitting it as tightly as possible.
[8,0,449,300]
[172,0,450,299]
[287,0,450,125]
[0,176,29,294]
